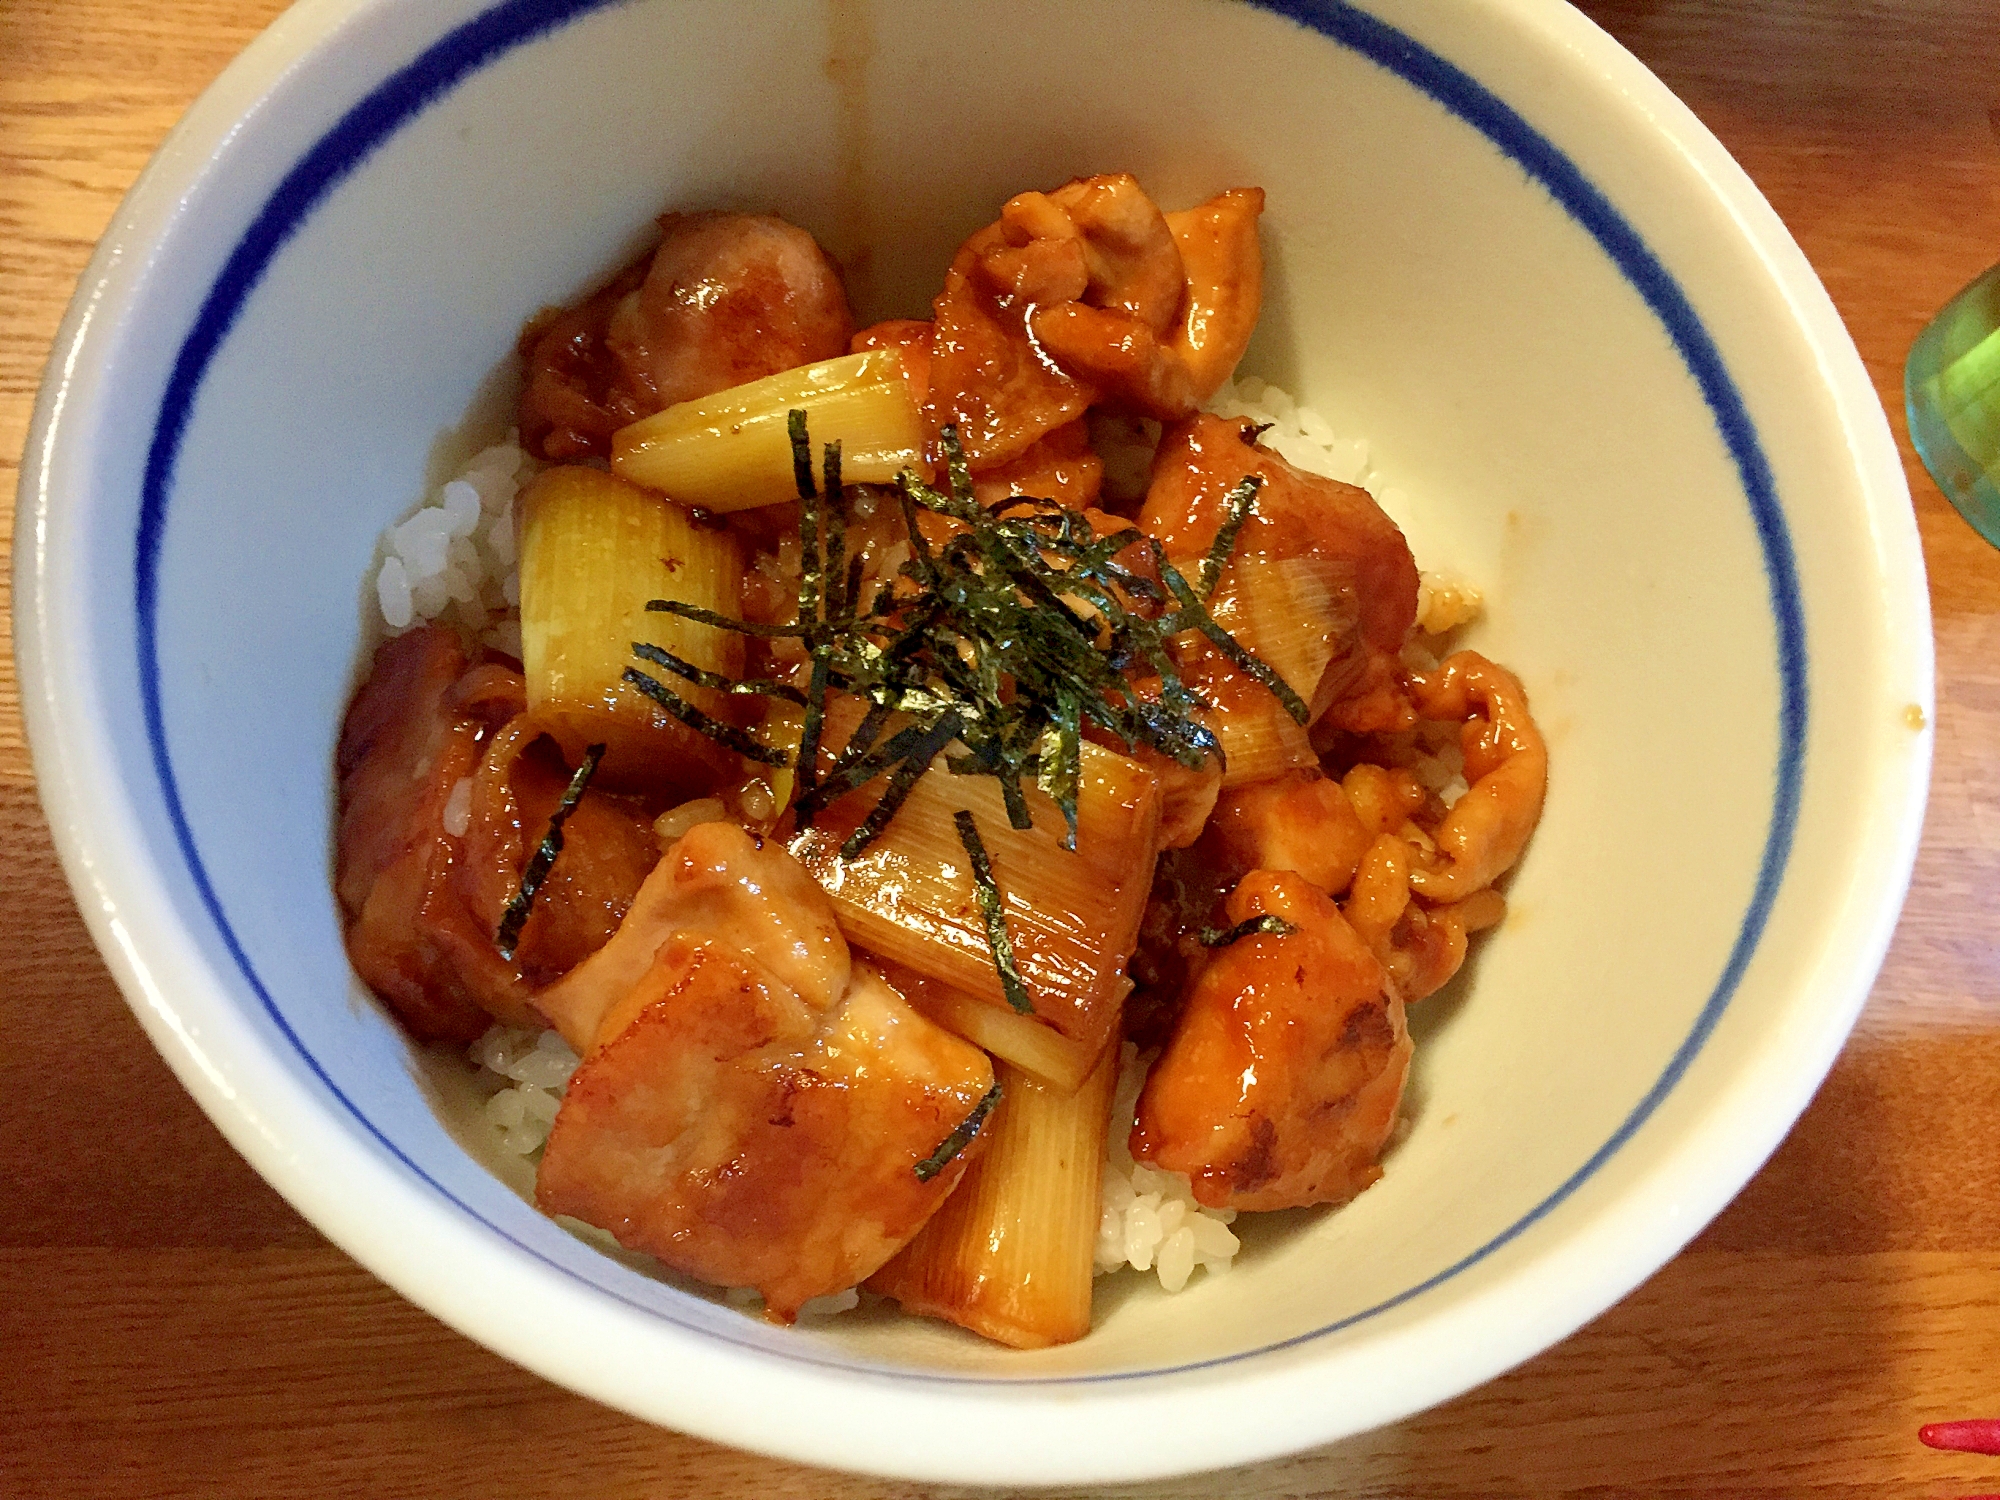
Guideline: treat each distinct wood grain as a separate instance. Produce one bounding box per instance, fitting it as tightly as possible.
[4,0,2000,1495]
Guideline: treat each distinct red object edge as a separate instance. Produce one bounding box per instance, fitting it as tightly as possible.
[1921,1420,2000,1455]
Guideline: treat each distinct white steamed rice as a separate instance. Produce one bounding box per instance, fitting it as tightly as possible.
[372,434,534,656]
[468,1023,578,1157]
[395,376,1477,1304]
[1095,1044,1241,1291]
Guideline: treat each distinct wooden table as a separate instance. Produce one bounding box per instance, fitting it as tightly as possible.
[5,1,1999,1494]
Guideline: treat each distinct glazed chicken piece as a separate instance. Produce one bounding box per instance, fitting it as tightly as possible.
[1198,763,1510,1004]
[851,178,1260,503]
[969,420,1105,510]
[1198,769,1374,896]
[1142,413,1420,733]
[513,252,653,463]
[1328,652,1543,1002]
[1131,870,1411,1212]
[607,212,854,413]
[1032,302,1198,422]
[535,819,848,1053]
[927,216,1097,469]
[336,626,500,1043]
[1162,187,1265,400]
[449,714,659,992]
[1401,651,1548,903]
[1030,180,1262,419]
[337,627,659,1039]
[1348,840,1508,1005]
[1048,173,1187,331]
[534,823,996,1319]
[1020,173,1194,418]
[519,211,853,461]
[919,176,1261,470]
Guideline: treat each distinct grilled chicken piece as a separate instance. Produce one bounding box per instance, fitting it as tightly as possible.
[336,626,654,1038]
[1162,187,1264,401]
[534,821,848,1054]
[519,211,853,461]
[336,627,499,1043]
[450,717,659,990]
[1141,413,1420,732]
[1198,770,1374,897]
[534,826,996,1318]
[1131,871,1410,1212]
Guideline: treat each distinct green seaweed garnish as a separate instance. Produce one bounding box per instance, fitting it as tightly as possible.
[630,412,1308,1006]
[838,711,963,859]
[821,438,849,622]
[622,666,789,765]
[1200,474,1261,600]
[630,640,805,704]
[496,742,605,961]
[645,597,807,639]
[1035,685,1083,851]
[954,809,1033,1015]
[1198,914,1299,948]
[913,1077,1004,1183]
[790,412,835,828]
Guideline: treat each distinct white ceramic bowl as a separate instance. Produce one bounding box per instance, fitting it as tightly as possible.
[15,0,1930,1484]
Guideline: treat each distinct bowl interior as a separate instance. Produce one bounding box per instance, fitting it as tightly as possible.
[29,0,1926,1475]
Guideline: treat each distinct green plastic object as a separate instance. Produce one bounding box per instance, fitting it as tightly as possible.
[1907,259,2000,546]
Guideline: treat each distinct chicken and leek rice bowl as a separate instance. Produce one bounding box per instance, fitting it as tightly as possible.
[335,173,1544,1348]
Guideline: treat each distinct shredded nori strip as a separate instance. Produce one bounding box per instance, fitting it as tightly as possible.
[789,410,840,827]
[838,710,963,859]
[1198,914,1300,948]
[954,809,1033,1015]
[496,743,606,961]
[645,597,808,638]
[792,410,823,635]
[1036,687,1083,851]
[630,640,805,704]
[821,439,847,621]
[896,482,939,589]
[940,426,978,517]
[1159,560,1311,725]
[627,414,1303,997]
[789,407,817,504]
[791,651,833,827]
[835,699,892,768]
[623,666,789,765]
[1199,474,1262,600]
[913,1077,1004,1183]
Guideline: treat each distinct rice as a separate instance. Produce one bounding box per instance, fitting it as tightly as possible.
[410,377,1468,1304]
[1095,1044,1241,1292]
[1208,376,1370,486]
[1416,572,1483,635]
[468,1023,579,1157]
[372,435,535,654]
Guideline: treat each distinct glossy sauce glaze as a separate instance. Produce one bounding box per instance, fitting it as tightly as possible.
[336,175,1545,1339]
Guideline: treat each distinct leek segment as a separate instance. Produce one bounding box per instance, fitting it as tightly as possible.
[790,741,1162,1073]
[1175,553,1352,786]
[868,1043,1118,1348]
[611,348,926,511]
[517,466,744,794]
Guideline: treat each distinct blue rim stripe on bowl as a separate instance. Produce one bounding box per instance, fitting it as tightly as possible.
[132,0,1806,1384]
